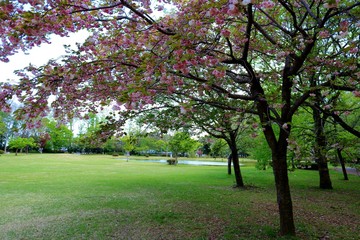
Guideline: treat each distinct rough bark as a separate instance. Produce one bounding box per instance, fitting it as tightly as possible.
[312,104,333,189]
[253,88,296,235]
[337,148,348,180]
[271,141,296,236]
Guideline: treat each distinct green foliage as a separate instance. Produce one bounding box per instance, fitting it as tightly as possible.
[328,92,360,164]
[0,117,5,136]
[43,119,73,152]
[102,136,122,154]
[210,138,228,159]
[0,150,4,154]
[0,111,15,151]
[168,132,200,159]
[291,92,360,168]
[121,134,137,154]
[73,113,110,153]
[8,137,37,154]
[135,136,169,156]
[249,134,272,170]
[154,139,167,152]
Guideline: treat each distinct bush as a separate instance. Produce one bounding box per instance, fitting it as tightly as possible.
[0,150,4,154]
[167,159,178,165]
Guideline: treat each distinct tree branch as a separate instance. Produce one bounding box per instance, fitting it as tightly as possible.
[299,0,321,25]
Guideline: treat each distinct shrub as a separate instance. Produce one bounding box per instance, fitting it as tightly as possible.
[167,159,178,165]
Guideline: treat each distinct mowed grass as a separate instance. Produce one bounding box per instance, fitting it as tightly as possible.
[0,154,359,240]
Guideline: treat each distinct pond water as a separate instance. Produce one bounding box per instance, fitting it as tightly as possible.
[118,159,244,166]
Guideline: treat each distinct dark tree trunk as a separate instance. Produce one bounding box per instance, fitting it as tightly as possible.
[271,139,296,236]
[227,154,232,175]
[232,150,244,187]
[254,114,296,235]
[257,98,295,235]
[317,160,332,189]
[226,133,244,187]
[312,104,333,189]
[337,148,348,180]
[250,47,296,235]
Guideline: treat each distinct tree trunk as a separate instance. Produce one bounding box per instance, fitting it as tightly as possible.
[232,151,244,187]
[337,148,348,180]
[317,160,332,189]
[251,58,296,235]
[271,145,296,236]
[226,134,244,187]
[312,105,333,189]
[227,153,232,175]
[261,120,295,235]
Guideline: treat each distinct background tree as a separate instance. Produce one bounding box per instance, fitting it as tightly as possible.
[121,134,137,161]
[43,119,73,152]
[0,114,6,149]
[210,138,228,160]
[0,111,17,152]
[325,92,360,179]
[8,137,36,155]
[37,132,51,154]
[168,131,200,161]
[102,136,122,155]
[250,133,273,171]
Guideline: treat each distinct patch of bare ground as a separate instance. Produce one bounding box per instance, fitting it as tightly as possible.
[292,194,360,239]
[0,213,69,234]
[247,201,278,226]
[0,209,133,239]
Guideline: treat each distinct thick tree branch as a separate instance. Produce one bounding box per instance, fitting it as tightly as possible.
[226,70,251,84]
[243,4,253,60]
[120,0,175,35]
[252,21,277,45]
[320,109,360,138]
[172,72,255,101]
[323,2,360,24]
[70,2,124,13]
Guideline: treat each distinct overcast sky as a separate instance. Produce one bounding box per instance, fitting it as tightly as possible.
[0,30,89,83]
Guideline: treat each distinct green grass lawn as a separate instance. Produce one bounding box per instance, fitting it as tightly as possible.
[0,154,359,239]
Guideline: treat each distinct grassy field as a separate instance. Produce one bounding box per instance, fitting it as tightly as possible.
[0,154,359,239]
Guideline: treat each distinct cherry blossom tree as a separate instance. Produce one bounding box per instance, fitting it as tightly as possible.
[1,0,359,236]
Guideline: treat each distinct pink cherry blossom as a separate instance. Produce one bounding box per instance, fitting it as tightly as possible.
[212,69,226,79]
[318,30,330,39]
[259,1,275,9]
[221,29,231,38]
[353,91,360,97]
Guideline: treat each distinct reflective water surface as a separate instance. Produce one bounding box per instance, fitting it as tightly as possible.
[119,159,244,166]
